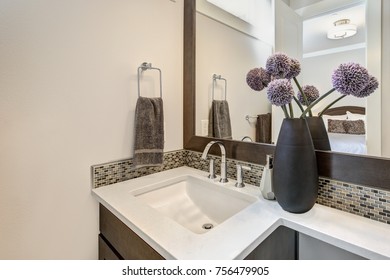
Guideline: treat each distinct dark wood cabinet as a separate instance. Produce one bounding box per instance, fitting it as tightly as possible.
[99,204,297,260]
[99,204,164,260]
[98,235,122,260]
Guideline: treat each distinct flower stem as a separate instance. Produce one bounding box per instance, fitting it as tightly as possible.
[300,88,336,118]
[281,105,290,118]
[318,95,347,116]
[288,102,294,118]
[293,77,312,117]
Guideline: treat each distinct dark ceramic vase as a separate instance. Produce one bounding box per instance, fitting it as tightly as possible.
[306,116,331,151]
[273,118,318,213]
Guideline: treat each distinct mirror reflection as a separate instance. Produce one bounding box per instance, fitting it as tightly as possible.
[195,0,381,156]
[196,0,273,142]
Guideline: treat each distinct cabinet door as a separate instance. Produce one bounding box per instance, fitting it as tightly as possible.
[245,226,297,260]
[99,204,164,260]
[298,233,366,260]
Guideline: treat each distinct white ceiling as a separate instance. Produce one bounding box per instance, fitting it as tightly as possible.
[286,0,366,55]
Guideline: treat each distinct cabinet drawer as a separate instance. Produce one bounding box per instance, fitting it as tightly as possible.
[98,235,122,260]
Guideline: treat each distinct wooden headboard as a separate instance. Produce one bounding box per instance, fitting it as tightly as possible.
[323,106,365,116]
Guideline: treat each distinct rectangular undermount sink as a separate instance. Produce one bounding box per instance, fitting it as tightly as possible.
[132,175,258,234]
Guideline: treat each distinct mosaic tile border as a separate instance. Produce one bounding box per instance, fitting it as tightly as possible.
[91,150,264,188]
[91,149,390,225]
[318,178,390,225]
[91,150,188,188]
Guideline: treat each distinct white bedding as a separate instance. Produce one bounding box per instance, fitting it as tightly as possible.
[328,133,367,155]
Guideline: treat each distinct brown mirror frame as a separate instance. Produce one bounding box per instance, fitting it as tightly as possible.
[183,0,390,190]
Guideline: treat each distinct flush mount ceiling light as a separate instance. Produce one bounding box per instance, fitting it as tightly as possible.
[327,19,357,40]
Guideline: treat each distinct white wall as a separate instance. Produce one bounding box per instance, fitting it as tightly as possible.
[301,48,366,114]
[0,0,183,259]
[196,13,272,141]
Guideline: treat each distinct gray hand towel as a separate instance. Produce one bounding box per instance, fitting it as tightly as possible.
[208,100,232,139]
[134,97,164,168]
[256,113,272,143]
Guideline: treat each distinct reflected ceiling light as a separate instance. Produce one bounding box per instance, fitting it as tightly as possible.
[327,19,357,40]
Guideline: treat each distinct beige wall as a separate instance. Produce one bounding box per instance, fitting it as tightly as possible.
[0,0,183,259]
[382,0,390,157]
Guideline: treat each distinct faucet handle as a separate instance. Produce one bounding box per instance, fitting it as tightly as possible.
[235,164,251,188]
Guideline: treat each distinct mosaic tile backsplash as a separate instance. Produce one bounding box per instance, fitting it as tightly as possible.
[318,179,390,225]
[91,150,187,188]
[91,150,390,225]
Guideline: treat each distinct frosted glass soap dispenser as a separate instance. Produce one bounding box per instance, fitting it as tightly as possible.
[260,154,275,200]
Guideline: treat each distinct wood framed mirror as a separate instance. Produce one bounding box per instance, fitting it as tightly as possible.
[183,0,390,190]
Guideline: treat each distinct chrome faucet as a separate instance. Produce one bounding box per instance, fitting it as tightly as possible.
[241,136,253,142]
[201,141,228,183]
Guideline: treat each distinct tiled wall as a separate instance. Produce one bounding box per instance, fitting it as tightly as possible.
[318,179,390,225]
[91,150,187,188]
[91,150,263,188]
[91,150,390,225]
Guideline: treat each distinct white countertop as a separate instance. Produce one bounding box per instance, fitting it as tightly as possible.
[92,166,390,260]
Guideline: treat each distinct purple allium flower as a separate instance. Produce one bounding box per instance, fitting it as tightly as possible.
[267,79,294,106]
[285,58,301,80]
[265,53,291,79]
[297,85,319,105]
[353,75,379,98]
[246,67,271,91]
[331,62,370,95]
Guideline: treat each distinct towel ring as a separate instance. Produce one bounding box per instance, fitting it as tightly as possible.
[245,115,258,122]
[137,62,162,98]
[212,74,227,101]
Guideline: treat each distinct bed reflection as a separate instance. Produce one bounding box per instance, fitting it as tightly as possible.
[322,106,366,155]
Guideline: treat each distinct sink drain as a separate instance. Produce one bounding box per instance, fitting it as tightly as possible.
[202,223,214,230]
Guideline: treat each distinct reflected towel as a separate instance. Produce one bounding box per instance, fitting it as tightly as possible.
[256,113,272,143]
[134,97,164,168]
[208,100,232,139]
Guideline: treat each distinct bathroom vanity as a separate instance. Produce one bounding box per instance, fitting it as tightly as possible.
[98,204,295,260]
[92,167,390,260]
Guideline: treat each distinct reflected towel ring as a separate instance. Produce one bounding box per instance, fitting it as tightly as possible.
[212,74,227,101]
[245,114,258,122]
